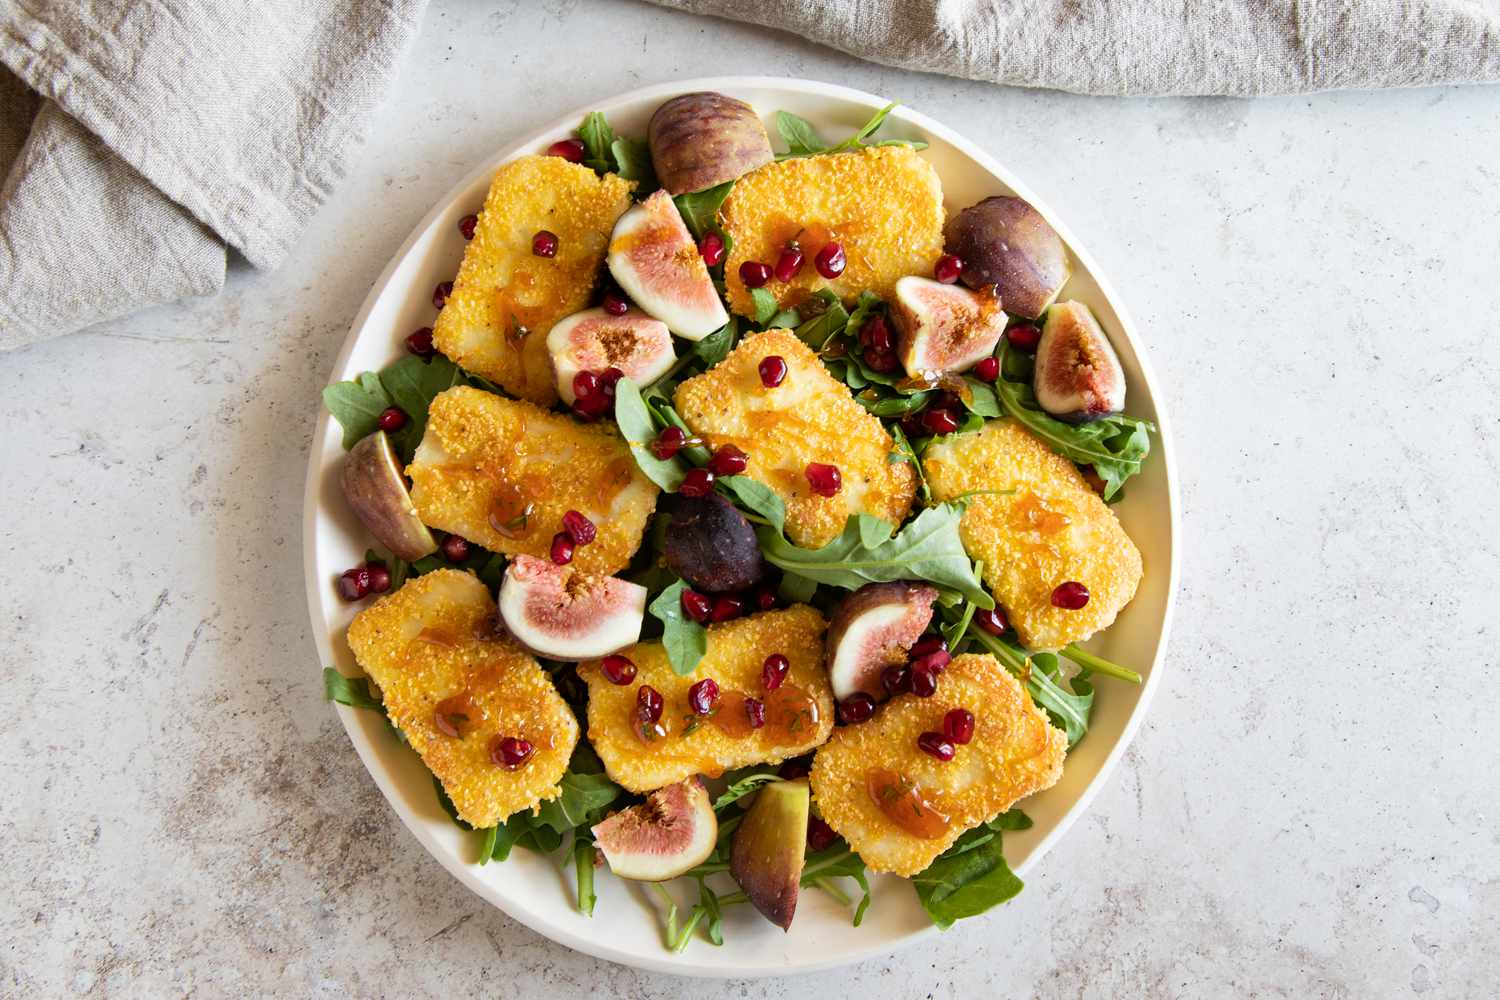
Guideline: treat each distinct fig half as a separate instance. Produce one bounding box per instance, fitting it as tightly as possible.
[729,778,810,930]
[661,492,766,593]
[340,430,438,561]
[889,276,1008,379]
[945,196,1070,320]
[1033,300,1126,422]
[608,190,729,341]
[648,92,774,197]
[592,776,718,881]
[825,581,938,700]
[546,308,676,404]
[497,555,647,660]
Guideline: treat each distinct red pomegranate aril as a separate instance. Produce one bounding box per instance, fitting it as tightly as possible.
[601,654,637,685]
[814,241,846,279]
[458,214,478,240]
[492,736,535,770]
[807,816,838,852]
[838,692,876,725]
[881,664,911,695]
[366,563,392,594]
[974,356,1000,382]
[601,291,629,316]
[863,349,899,373]
[934,254,964,284]
[688,678,720,715]
[910,635,948,659]
[974,607,1009,636]
[779,756,812,779]
[805,462,841,497]
[758,355,788,388]
[762,653,790,691]
[746,696,766,730]
[572,370,600,401]
[636,685,664,725]
[917,731,956,761]
[549,531,575,565]
[708,444,749,476]
[440,535,470,562]
[1008,324,1042,351]
[337,566,370,602]
[571,392,611,421]
[681,588,712,623]
[562,510,597,546]
[739,260,772,288]
[532,230,559,258]
[1052,581,1091,609]
[754,587,778,611]
[433,281,453,309]
[650,426,686,459]
[405,326,435,358]
[710,594,744,622]
[774,247,804,283]
[910,664,939,698]
[679,467,715,498]
[921,407,959,435]
[598,366,625,397]
[377,407,408,432]
[863,315,893,353]
[547,138,586,162]
[943,708,976,745]
[698,232,726,268]
[911,649,952,675]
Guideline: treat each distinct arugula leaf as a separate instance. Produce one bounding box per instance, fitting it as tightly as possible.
[692,319,737,367]
[576,111,616,173]
[647,579,708,675]
[615,377,687,491]
[322,668,383,711]
[776,104,928,160]
[768,308,802,329]
[963,379,1002,417]
[713,770,780,811]
[532,767,622,834]
[610,136,657,193]
[775,110,827,156]
[800,843,873,927]
[572,830,598,916]
[968,628,1094,745]
[749,287,778,325]
[793,290,849,349]
[673,181,734,240]
[715,475,786,532]
[911,829,1024,929]
[777,572,819,604]
[378,354,465,459]
[322,372,392,449]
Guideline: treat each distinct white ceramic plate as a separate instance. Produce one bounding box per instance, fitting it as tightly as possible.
[303,76,1179,977]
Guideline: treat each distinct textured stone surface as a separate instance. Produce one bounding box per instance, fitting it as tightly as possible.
[3,1,1498,995]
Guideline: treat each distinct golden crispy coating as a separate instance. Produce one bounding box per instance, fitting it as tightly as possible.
[407,386,657,576]
[720,146,944,319]
[923,420,1143,650]
[809,653,1065,876]
[579,605,833,793]
[432,156,635,405]
[345,570,579,828]
[673,329,916,548]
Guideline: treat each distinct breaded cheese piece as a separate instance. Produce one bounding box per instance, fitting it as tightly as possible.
[809,653,1065,876]
[923,419,1143,651]
[407,386,657,577]
[674,329,916,548]
[432,156,635,405]
[578,605,833,793]
[720,145,944,319]
[345,570,579,828]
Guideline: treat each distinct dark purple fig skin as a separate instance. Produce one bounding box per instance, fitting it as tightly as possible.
[341,431,438,561]
[730,778,810,930]
[662,492,766,593]
[649,92,774,196]
[944,196,1071,320]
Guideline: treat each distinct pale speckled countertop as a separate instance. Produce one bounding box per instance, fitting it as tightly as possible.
[4,1,1498,996]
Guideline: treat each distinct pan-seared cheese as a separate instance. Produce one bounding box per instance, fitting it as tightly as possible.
[345,570,579,828]
[809,653,1065,876]
[407,386,657,576]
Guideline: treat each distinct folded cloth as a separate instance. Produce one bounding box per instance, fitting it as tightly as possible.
[0,0,427,350]
[648,0,1500,96]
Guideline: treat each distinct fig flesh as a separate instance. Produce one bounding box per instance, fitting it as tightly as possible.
[497,554,646,660]
[592,776,717,881]
[648,92,774,197]
[608,190,729,341]
[889,276,1008,378]
[340,430,438,561]
[546,308,676,403]
[661,492,766,593]
[825,581,938,700]
[729,778,810,930]
[1033,300,1126,422]
[944,196,1070,320]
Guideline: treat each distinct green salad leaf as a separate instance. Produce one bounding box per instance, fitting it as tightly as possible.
[572,830,598,916]
[615,377,688,491]
[749,287,778,325]
[692,318,738,367]
[716,475,786,531]
[712,770,780,811]
[576,111,616,173]
[966,627,1095,746]
[610,136,657,193]
[793,290,849,349]
[322,373,392,449]
[801,842,873,927]
[379,354,466,458]
[648,578,708,675]
[673,180,734,240]
[775,104,928,160]
[322,668,383,711]
[911,824,1024,929]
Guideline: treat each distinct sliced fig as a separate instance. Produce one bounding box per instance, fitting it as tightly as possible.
[945,196,1071,320]
[661,492,765,593]
[729,778,810,930]
[341,430,438,561]
[889,276,1008,378]
[825,581,938,700]
[592,776,717,881]
[648,92,774,197]
[1033,300,1126,422]
[547,308,676,403]
[607,190,729,341]
[497,554,646,660]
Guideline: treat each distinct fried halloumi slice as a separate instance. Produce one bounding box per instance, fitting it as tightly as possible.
[809,653,1065,876]
[345,569,579,828]
[578,605,833,793]
[407,386,657,576]
[674,329,916,548]
[924,419,1143,650]
[720,145,944,318]
[432,156,635,405]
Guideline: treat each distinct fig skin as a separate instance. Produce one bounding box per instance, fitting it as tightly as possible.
[825,581,938,700]
[1033,300,1126,423]
[730,778,810,930]
[648,92,774,196]
[593,777,718,882]
[944,196,1070,320]
[661,492,766,593]
[341,430,438,561]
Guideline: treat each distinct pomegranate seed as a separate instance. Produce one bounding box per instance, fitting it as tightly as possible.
[1052,581,1091,609]
[680,589,712,623]
[601,654,636,685]
[814,241,846,279]
[547,138,586,162]
[974,607,1009,636]
[599,367,624,395]
[910,664,939,697]
[572,370,599,400]
[944,708,975,745]
[708,444,749,477]
[974,356,1000,382]
[754,587,778,611]
[779,756,812,779]
[881,664,910,695]
[1008,324,1042,351]
[739,260,772,288]
[532,230,559,258]
[377,407,408,432]
[366,563,392,594]
[651,426,686,459]
[807,816,838,852]
[917,731,956,761]
[762,653,789,691]
[910,635,947,659]
[337,566,370,602]
[921,408,959,435]
[549,531,574,565]
[571,392,611,421]
[679,467,714,498]
[492,736,535,770]
[688,678,720,715]
[440,535,470,562]
[458,214,478,240]
[911,650,952,675]
[774,247,804,283]
[758,355,788,388]
[562,510,596,546]
[433,281,453,309]
[746,696,766,729]
[863,349,899,373]
[601,291,628,316]
[698,232,726,268]
[405,327,435,358]
[805,462,841,497]
[710,594,744,622]
[934,254,964,283]
[838,692,876,725]
[863,315,893,353]
[636,685,664,725]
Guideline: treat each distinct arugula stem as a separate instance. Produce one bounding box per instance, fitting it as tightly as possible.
[573,834,597,916]
[650,882,680,948]
[1063,644,1142,684]
[812,878,852,906]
